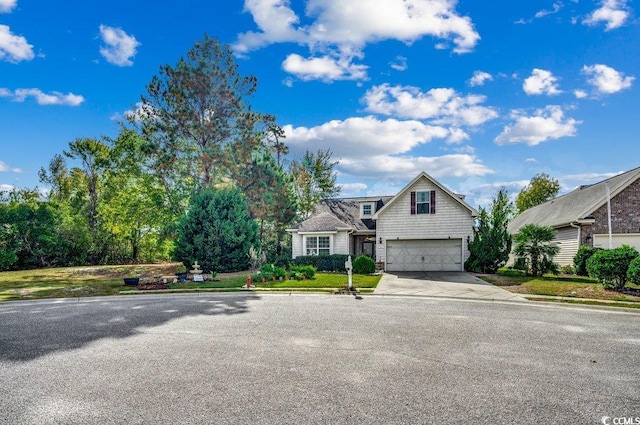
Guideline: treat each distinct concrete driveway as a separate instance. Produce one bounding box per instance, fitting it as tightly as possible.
[374,271,527,302]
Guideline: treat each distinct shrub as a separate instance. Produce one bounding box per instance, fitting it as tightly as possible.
[573,246,601,276]
[560,264,574,275]
[626,256,640,285]
[290,265,316,279]
[586,245,639,290]
[513,224,559,277]
[291,254,348,272]
[353,255,376,274]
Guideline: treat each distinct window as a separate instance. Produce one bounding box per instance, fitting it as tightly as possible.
[362,204,372,216]
[411,190,436,215]
[306,236,331,255]
[416,191,430,214]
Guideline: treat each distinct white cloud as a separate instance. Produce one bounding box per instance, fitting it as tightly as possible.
[468,71,492,87]
[523,68,562,95]
[389,55,408,71]
[562,171,622,181]
[0,160,22,172]
[362,84,498,127]
[582,64,634,94]
[1,87,84,106]
[535,2,563,18]
[282,53,368,81]
[0,0,16,13]
[459,179,528,209]
[234,0,480,82]
[583,0,630,30]
[0,24,34,63]
[99,25,140,66]
[495,105,581,146]
[573,89,588,99]
[524,158,538,163]
[339,182,368,196]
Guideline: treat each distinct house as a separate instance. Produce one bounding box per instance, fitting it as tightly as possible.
[287,172,478,272]
[508,167,640,266]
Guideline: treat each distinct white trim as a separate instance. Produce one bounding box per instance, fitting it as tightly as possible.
[298,231,337,235]
[303,234,334,256]
[360,202,375,219]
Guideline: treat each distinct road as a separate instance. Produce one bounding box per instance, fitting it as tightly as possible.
[1,293,639,424]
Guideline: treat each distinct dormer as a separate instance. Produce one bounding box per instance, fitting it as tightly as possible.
[359,198,379,219]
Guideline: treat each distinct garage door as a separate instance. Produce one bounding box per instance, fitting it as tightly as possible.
[386,239,462,272]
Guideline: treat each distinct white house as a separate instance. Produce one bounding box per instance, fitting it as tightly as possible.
[287,172,478,272]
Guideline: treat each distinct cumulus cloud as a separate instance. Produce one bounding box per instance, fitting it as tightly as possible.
[0,0,16,13]
[282,53,368,81]
[234,0,480,82]
[523,69,562,95]
[283,115,492,184]
[494,105,581,146]
[573,89,588,99]
[0,160,22,173]
[582,64,634,94]
[99,25,140,66]
[389,55,408,71]
[0,87,84,106]
[362,84,498,127]
[468,71,492,87]
[0,24,34,63]
[583,0,630,30]
[339,182,369,196]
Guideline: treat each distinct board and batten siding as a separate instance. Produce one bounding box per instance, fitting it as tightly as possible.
[553,226,579,266]
[376,179,474,268]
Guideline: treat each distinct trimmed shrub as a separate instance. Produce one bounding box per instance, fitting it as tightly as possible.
[560,264,574,275]
[353,255,376,274]
[626,256,640,285]
[586,245,639,290]
[291,254,348,272]
[290,265,316,279]
[573,246,601,276]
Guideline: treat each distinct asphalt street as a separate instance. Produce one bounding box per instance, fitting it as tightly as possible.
[1,293,639,424]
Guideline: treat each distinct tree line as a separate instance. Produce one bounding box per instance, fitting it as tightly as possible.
[0,35,339,272]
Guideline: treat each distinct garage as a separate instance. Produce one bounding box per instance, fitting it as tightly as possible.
[386,239,463,272]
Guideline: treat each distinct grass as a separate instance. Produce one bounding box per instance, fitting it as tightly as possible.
[0,265,382,302]
[476,268,640,305]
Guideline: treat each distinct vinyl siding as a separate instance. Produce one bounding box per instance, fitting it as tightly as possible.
[554,226,579,266]
[376,179,474,267]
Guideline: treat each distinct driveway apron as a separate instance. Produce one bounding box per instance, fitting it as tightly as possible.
[374,271,527,302]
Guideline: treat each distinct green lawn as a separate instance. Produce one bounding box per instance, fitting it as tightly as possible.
[477,270,640,305]
[0,265,381,301]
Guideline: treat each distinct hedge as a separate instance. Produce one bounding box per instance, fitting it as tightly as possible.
[291,254,349,272]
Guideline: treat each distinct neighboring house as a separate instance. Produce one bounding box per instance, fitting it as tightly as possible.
[287,172,478,272]
[508,167,640,266]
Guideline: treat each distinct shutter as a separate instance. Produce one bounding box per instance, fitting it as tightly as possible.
[410,191,416,215]
[430,190,436,214]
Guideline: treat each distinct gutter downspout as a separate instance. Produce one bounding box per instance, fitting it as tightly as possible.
[570,222,581,247]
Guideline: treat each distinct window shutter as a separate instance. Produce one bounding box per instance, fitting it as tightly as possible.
[430,190,436,214]
[410,191,416,215]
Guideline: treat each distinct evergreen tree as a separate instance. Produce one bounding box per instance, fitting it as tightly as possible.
[174,187,258,273]
[465,188,513,273]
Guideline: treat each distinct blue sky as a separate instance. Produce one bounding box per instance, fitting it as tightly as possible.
[1,0,638,208]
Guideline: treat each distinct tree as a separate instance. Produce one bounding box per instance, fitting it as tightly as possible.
[135,34,261,197]
[465,188,513,273]
[174,187,258,273]
[515,173,560,213]
[290,148,341,219]
[513,224,559,276]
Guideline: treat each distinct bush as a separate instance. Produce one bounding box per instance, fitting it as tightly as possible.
[586,245,639,290]
[573,246,601,276]
[291,254,348,272]
[626,256,640,285]
[353,255,376,274]
[560,264,574,275]
[290,265,316,279]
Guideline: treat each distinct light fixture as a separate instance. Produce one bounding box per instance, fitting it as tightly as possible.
[379,237,382,244]
[585,234,592,244]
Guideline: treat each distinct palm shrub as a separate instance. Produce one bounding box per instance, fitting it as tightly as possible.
[573,246,601,276]
[513,224,559,277]
[353,255,375,274]
[627,256,640,285]
[586,245,639,290]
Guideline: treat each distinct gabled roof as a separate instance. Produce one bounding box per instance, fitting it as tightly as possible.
[289,196,393,233]
[508,167,640,233]
[373,171,478,219]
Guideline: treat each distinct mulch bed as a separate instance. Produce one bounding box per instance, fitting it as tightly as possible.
[135,281,169,291]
